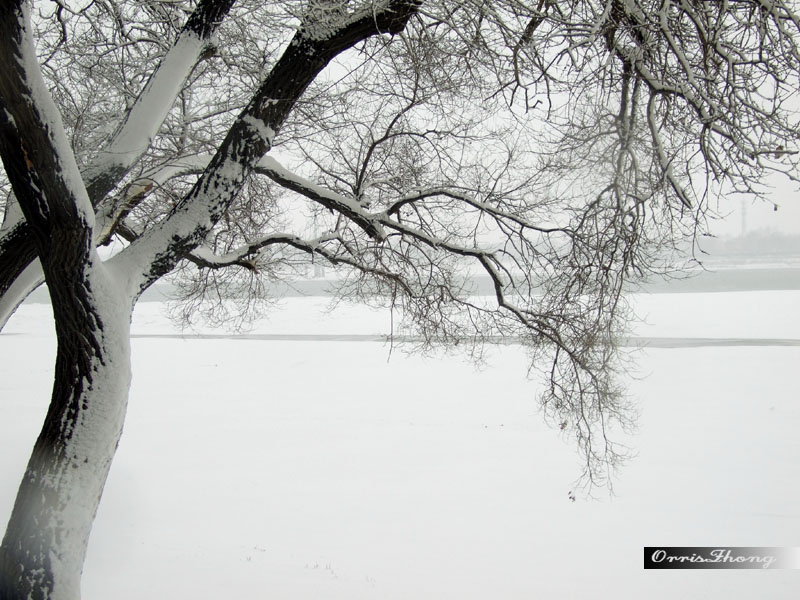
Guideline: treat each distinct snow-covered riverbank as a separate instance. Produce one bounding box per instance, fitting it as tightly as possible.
[2,291,799,599]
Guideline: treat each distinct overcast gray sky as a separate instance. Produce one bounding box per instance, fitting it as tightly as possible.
[708,175,800,237]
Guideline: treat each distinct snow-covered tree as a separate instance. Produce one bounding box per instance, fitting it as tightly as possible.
[1,1,799,598]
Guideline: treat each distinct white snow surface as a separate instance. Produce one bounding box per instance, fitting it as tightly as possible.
[1,290,799,598]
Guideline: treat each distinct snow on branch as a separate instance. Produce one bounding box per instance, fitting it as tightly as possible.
[188,232,340,271]
[0,0,238,321]
[84,0,237,206]
[96,153,386,244]
[256,156,386,239]
[115,0,421,294]
[0,1,94,229]
[299,0,422,45]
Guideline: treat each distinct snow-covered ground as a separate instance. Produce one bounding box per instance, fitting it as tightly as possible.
[2,290,799,598]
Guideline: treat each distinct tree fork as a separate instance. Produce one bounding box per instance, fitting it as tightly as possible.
[0,4,133,598]
[0,0,239,332]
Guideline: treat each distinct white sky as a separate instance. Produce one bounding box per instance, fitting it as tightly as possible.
[708,175,800,237]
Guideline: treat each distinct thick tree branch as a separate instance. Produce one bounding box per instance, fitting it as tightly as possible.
[0,1,93,243]
[85,0,237,207]
[117,0,421,293]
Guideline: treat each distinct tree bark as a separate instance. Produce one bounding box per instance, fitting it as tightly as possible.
[0,5,134,597]
[0,243,134,600]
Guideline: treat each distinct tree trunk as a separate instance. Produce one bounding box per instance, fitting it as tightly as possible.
[0,247,134,600]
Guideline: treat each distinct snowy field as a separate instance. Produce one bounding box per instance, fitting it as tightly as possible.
[2,289,800,598]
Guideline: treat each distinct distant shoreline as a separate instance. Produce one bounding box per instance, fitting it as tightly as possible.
[22,264,800,305]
